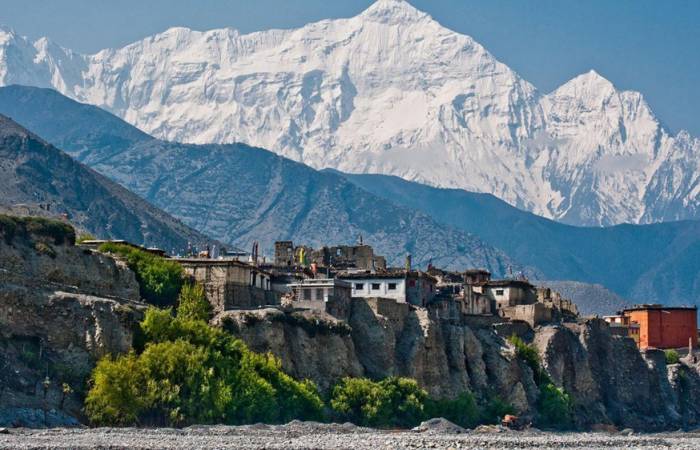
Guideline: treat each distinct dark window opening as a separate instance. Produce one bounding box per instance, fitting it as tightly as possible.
[355,283,364,290]
[495,289,504,296]
[388,283,397,290]
[371,283,381,290]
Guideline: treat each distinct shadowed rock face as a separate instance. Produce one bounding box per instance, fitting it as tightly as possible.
[0,218,145,426]
[223,305,700,431]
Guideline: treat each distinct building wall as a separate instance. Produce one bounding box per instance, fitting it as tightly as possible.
[406,276,435,307]
[181,263,275,312]
[348,278,407,302]
[501,303,552,327]
[626,309,698,349]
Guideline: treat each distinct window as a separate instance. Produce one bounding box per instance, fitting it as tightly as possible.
[388,283,397,290]
[371,283,381,290]
[495,289,504,296]
[316,288,324,300]
[355,283,364,290]
[303,289,311,301]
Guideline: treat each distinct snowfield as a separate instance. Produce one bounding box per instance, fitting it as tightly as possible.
[1,0,699,226]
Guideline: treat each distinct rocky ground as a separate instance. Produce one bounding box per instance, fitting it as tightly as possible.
[1,421,700,450]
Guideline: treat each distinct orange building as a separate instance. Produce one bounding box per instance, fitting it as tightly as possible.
[622,304,698,349]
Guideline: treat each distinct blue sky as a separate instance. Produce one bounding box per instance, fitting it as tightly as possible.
[1,0,698,135]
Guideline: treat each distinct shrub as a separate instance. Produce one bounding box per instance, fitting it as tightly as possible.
[85,308,324,426]
[480,391,516,424]
[98,243,183,306]
[0,215,75,246]
[537,382,573,430]
[330,377,427,428]
[665,349,680,365]
[177,282,212,322]
[508,334,544,381]
[425,391,480,429]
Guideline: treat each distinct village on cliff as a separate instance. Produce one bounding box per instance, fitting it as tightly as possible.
[80,237,698,353]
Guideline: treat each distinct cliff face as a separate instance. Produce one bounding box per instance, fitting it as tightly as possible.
[222,300,700,431]
[0,217,144,426]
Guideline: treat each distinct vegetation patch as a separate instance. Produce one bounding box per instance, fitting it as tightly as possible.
[0,215,75,246]
[271,312,352,336]
[330,377,427,428]
[508,334,574,430]
[85,293,324,427]
[665,349,680,365]
[425,391,480,429]
[98,243,184,307]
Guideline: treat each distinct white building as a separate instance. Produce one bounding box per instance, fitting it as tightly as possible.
[338,270,436,307]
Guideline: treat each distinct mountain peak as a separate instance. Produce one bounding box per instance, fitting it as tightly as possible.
[567,69,616,91]
[359,0,430,24]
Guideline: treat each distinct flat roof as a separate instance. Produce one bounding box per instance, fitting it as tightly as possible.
[338,270,437,282]
[484,279,534,289]
[173,258,272,276]
[288,278,351,288]
[623,305,697,312]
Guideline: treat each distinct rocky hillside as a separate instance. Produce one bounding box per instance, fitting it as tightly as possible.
[221,303,700,431]
[0,113,212,253]
[0,86,522,274]
[1,0,698,226]
[0,216,144,427]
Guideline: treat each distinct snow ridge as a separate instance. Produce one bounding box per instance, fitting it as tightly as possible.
[0,0,698,226]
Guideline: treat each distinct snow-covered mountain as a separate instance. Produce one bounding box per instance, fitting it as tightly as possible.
[1,0,698,226]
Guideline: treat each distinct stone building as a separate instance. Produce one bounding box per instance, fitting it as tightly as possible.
[338,270,437,307]
[287,278,352,319]
[272,240,386,271]
[175,258,277,312]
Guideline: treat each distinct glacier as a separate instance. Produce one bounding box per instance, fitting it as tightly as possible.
[0,0,698,226]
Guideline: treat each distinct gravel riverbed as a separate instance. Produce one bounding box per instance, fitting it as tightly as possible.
[1,421,700,449]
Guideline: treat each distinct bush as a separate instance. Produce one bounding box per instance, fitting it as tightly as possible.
[177,282,211,322]
[98,243,183,306]
[665,349,680,365]
[330,377,427,428]
[508,334,545,382]
[85,308,324,426]
[480,391,516,424]
[537,382,573,430]
[425,391,480,429]
[0,215,75,246]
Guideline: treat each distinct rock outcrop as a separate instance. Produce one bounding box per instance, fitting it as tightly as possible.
[223,299,700,430]
[0,216,145,426]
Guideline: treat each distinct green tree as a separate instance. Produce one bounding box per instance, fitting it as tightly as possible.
[85,308,324,426]
[99,243,183,306]
[330,377,427,428]
[665,349,680,365]
[177,282,212,322]
[425,392,480,429]
[537,382,573,430]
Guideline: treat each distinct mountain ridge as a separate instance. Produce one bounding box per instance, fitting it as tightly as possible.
[0,84,521,275]
[0,112,213,252]
[2,1,697,226]
[1,85,700,308]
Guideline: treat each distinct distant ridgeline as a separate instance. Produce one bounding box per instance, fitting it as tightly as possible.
[1,85,700,310]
